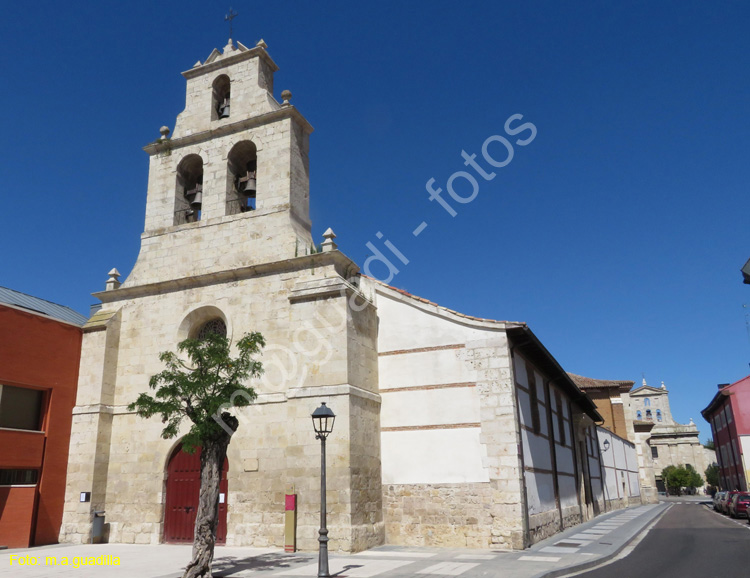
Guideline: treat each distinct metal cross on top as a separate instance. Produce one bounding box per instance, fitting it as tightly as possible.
[225,7,238,39]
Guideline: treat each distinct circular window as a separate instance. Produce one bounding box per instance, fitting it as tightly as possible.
[196,318,227,340]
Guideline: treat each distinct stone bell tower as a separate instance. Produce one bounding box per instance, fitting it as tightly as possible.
[128,39,314,288]
[60,40,383,552]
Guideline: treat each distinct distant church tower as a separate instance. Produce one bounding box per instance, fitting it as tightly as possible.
[60,40,384,552]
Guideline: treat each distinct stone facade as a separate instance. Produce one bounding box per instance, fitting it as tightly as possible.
[60,39,628,552]
[629,382,715,492]
[60,40,383,552]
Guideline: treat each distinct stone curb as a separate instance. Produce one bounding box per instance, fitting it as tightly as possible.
[537,504,670,578]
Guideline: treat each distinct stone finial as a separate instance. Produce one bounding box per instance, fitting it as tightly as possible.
[105,268,121,291]
[689,417,695,425]
[661,381,666,389]
[281,90,292,105]
[159,126,170,140]
[642,377,647,386]
[321,228,338,252]
[257,39,268,49]
[223,39,235,54]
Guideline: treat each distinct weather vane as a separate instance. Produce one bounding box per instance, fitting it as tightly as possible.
[225,7,238,39]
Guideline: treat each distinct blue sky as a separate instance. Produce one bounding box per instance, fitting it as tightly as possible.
[1,1,748,441]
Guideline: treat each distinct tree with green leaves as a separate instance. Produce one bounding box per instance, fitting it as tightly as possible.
[704,438,715,451]
[128,331,265,578]
[705,464,720,489]
[684,463,704,491]
[662,464,703,495]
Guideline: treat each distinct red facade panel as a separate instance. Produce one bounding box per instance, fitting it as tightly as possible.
[0,487,36,548]
[0,430,45,468]
[0,305,82,547]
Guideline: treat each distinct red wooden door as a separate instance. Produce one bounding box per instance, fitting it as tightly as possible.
[164,445,228,544]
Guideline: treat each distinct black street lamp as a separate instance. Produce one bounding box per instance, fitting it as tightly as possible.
[312,402,336,578]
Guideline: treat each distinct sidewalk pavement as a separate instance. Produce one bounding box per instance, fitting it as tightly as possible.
[0,500,681,578]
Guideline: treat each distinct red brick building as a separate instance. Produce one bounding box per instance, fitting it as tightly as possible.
[0,287,85,548]
[701,375,750,491]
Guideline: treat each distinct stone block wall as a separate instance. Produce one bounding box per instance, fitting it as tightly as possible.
[383,483,494,548]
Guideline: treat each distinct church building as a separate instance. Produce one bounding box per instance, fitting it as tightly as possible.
[60,39,623,552]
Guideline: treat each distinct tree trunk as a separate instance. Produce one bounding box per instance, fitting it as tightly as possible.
[182,423,234,578]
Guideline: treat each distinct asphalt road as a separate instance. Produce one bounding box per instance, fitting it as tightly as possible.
[577,501,750,578]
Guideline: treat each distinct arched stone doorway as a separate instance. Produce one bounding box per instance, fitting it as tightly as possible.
[164,444,229,544]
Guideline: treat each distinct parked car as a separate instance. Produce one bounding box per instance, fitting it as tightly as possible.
[729,493,750,518]
[721,491,742,514]
[714,491,727,511]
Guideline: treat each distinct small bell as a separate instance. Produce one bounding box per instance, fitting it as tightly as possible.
[218,97,230,119]
[185,183,203,208]
[238,171,256,197]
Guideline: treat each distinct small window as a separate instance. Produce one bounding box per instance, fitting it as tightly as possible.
[174,154,204,224]
[0,385,44,431]
[646,409,652,420]
[227,141,257,215]
[656,409,662,422]
[636,410,642,420]
[0,469,39,486]
[651,446,658,459]
[644,398,651,407]
[196,319,227,340]
[212,75,231,121]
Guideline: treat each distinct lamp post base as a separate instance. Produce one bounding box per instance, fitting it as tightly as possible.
[317,527,330,577]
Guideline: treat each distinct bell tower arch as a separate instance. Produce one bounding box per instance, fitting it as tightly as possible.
[127,39,313,288]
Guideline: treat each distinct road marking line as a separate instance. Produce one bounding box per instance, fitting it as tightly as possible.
[276,558,413,576]
[416,562,479,575]
[555,539,592,547]
[540,546,580,554]
[454,554,496,560]
[568,533,599,541]
[519,555,562,562]
[355,551,436,558]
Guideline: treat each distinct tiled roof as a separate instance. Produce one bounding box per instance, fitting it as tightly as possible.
[363,276,524,326]
[0,286,87,326]
[567,373,635,390]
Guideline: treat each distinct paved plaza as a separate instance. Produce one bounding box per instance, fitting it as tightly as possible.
[0,501,691,578]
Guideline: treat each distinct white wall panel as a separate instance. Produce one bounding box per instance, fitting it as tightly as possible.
[522,428,552,472]
[381,428,490,484]
[374,291,504,351]
[525,470,556,514]
[381,387,480,428]
[380,350,475,389]
[517,388,531,427]
[558,475,579,508]
[556,445,575,476]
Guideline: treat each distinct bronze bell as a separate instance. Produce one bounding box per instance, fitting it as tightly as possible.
[185,183,203,208]
[238,171,256,197]
[218,97,230,119]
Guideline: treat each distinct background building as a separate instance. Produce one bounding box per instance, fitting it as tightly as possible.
[0,287,85,548]
[630,381,715,493]
[702,376,750,491]
[567,374,635,442]
[567,373,660,502]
